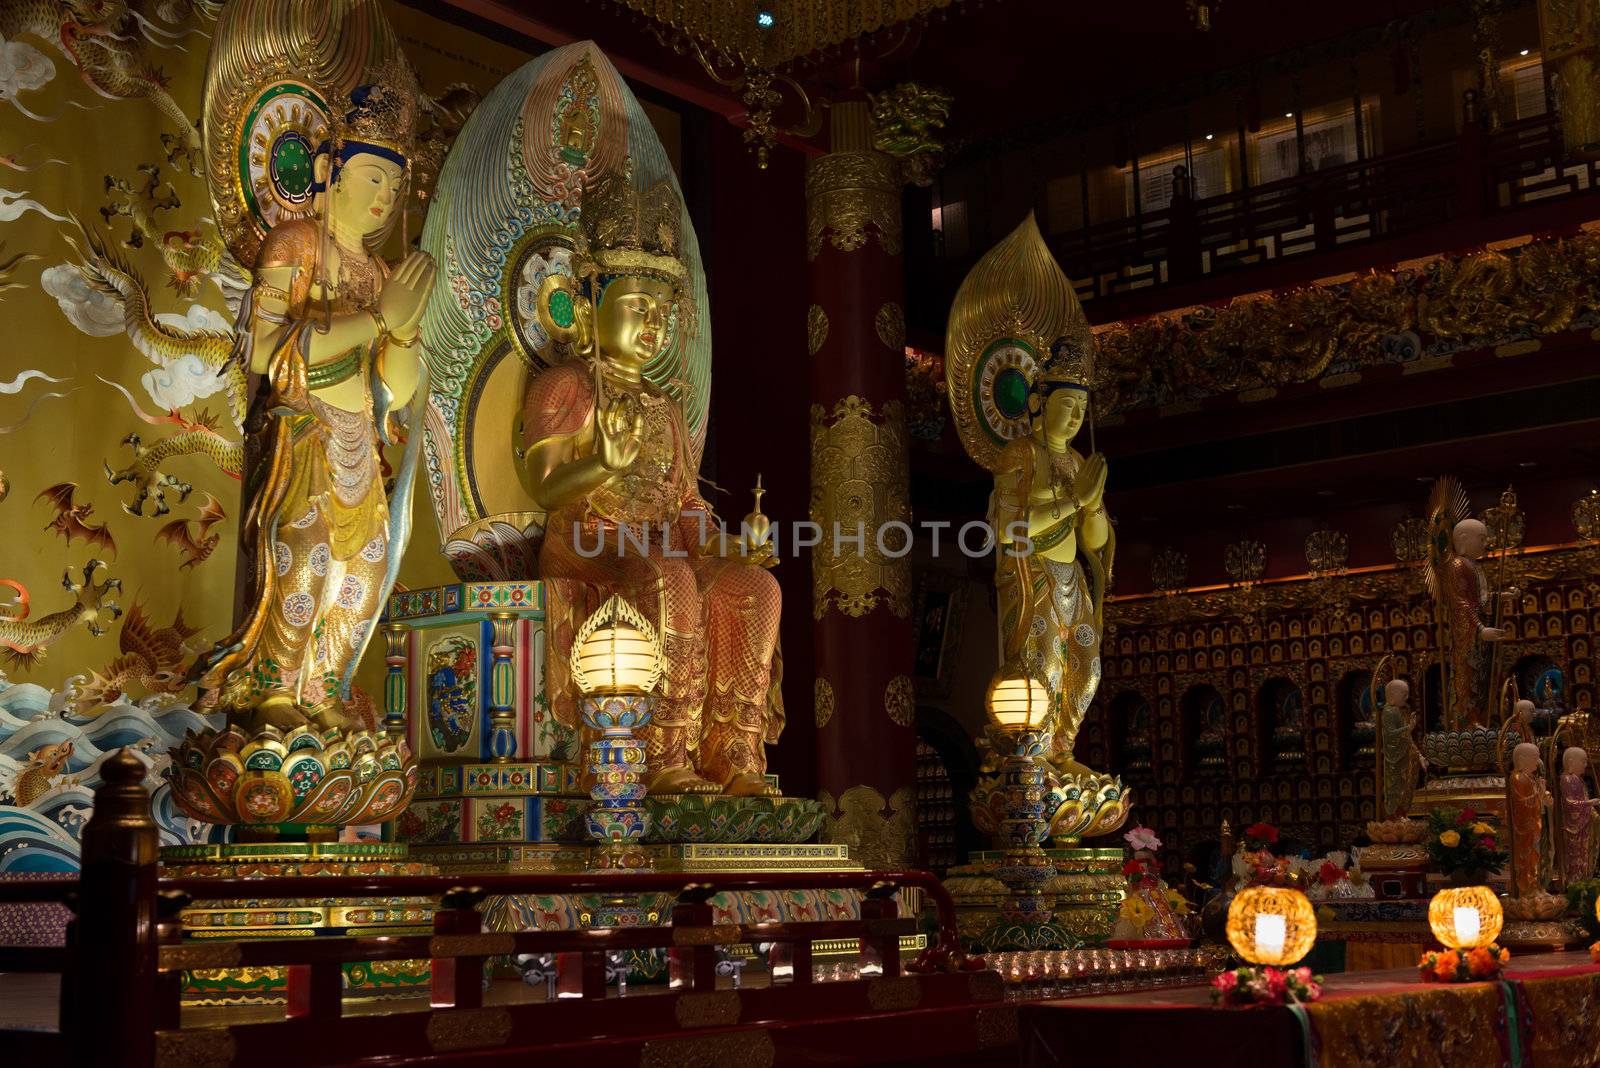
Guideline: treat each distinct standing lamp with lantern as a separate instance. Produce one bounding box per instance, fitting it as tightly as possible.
[1210,887,1324,1006]
[570,594,665,871]
[1420,886,1511,982]
[968,668,1078,950]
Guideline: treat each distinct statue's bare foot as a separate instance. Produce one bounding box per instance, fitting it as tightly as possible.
[244,695,307,734]
[648,765,721,795]
[722,772,778,797]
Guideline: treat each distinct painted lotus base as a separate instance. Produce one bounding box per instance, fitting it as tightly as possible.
[161,842,435,1004]
[169,725,418,829]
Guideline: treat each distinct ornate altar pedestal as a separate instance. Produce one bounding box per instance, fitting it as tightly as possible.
[382,581,914,978]
[1358,843,1431,900]
[1409,728,1516,821]
[162,842,436,1005]
[945,846,1125,951]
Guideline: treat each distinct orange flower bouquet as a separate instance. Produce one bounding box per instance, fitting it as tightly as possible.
[1418,944,1510,982]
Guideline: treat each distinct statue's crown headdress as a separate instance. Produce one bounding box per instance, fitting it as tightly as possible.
[327,57,419,163]
[1037,323,1096,390]
[580,168,686,285]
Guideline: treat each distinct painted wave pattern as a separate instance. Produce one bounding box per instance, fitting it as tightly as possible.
[0,677,223,873]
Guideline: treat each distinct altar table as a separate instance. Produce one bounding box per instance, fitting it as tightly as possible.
[1019,950,1600,1068]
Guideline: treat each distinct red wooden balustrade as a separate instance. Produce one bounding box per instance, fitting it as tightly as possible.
[0,751,986,1068]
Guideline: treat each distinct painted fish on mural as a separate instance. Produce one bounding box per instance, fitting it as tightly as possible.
[3,739,74,806]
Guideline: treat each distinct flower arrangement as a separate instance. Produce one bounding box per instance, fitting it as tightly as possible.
[1590,941,1600,965]
[1304,851,1374,902]
[1234,849,1297,887]
[1418,944,1510,983]
[1210,964,1323,1007]
[1242,822,1280,852]
[1425,808,1507,878]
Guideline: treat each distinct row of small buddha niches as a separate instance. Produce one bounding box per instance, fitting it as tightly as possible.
[1076,543,1594,865]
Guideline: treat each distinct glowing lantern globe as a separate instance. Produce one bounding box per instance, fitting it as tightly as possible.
[986,671,1051,731]
[1428,886,1503,950]
[570,595,664,696]
[1226,887,1318,967]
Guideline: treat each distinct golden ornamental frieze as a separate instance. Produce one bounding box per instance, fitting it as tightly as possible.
[1082,230,1600,416]
[1109,543,1591,630]
[809,396,913,620]
[818,784,916,870]
[805,151,903,261]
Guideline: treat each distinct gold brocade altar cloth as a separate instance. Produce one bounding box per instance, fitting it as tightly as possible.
[1018,950,1600,1068]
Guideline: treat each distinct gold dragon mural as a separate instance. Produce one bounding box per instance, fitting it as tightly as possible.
[0,3,538,706]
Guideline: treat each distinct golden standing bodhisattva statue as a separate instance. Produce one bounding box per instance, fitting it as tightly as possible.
[944,214,1115,769]
[989,327,1113,766]
[196,68,436,735]
[518,171,783,796]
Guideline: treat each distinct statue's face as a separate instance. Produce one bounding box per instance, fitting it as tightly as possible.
[1041,385,1086,443]
[1566,747,1587,775]
[327,151,405,238]
[1513,743,1539,773]
[596,276,675,369]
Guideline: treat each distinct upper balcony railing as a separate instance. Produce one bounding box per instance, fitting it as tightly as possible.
[960,113,1600,311]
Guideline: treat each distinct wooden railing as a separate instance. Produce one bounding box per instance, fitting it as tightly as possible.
[0,751,982,1068]
[968,112,1600,309]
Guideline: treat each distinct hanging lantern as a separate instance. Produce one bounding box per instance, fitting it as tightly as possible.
[1428,886,1503,950]
[1226,887,1318,967]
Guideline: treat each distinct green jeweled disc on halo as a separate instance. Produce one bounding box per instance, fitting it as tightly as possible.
[270,131,315,202]
[548,288,576,328]
[973,338,1039,446]
[994,366,1030,420]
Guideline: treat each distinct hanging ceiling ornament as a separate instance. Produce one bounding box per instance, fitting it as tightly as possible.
[1186,0,1220,31]
[607,0,967,166]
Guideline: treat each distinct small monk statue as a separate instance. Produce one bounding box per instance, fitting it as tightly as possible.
[1377,679,1425,821]
[1440,518,1506,728]
[1508,741,1552,898]
[1510,698,1537,744]
[519,168,783,796]
[1559,746,1600,887]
